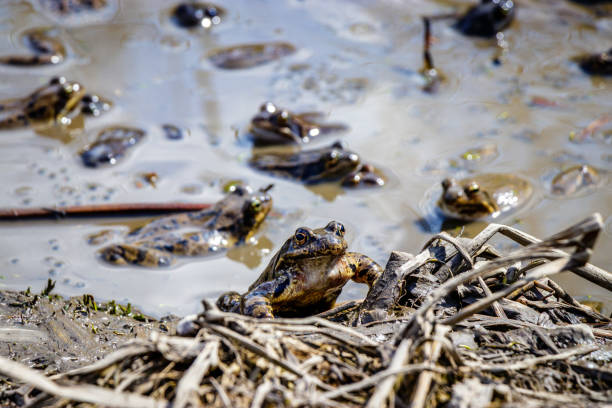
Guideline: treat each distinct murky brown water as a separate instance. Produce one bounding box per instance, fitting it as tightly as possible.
[0,0,610,317]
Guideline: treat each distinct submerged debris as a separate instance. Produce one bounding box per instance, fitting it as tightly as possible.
[0,214,610,407]
[550,164,602,197]
[207,42,296,70]
[80,126,146,167]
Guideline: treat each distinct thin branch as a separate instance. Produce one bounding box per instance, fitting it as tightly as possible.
[0,202,212,219]
[365,338,411,408]
[0,356,167,408]
[462,344,598,373]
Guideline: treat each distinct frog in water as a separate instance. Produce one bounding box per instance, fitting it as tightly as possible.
[99,185,273,267]
[0,28,66,66]
[575,49,612,76]
[249,141,361,184]
[216,221,382,318]
[171,2,224,28]
[0,77,85,130]
[453,0,515,38]
[249,102,347,145]
[437,174,532,221]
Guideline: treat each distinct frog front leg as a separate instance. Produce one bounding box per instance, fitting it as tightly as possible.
[100,243,173,267]
[345,252,383,287]
[241,279,285,318]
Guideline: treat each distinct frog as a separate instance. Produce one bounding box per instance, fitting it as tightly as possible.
[216,221,382,318]
[0,77,85,130]
[207,42,296,70]
[551,165,602,197]
[171,2,224,28]
[80,126,146,167]
[99,184,273,267]
[437,173,533,221]
[249,141,361,184]
[0,28,66,66]
[453,0,516,37]
[575,49,612,76]
[249,102,347,145]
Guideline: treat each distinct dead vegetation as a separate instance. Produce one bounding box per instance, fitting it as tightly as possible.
[1,213,610,407]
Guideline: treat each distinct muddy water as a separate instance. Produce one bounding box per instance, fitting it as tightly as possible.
[0,0,610,317]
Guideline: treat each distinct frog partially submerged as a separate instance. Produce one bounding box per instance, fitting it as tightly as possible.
[0,28,65,66]
[171,2,224,28]
[453,0,516,37]
[0,77,85,130]
[249,141,361,184]
[575,49,612,76]
[437,173,532,221]
[216,221,382,318]
[99,185,273,267]
[249,102,347,145]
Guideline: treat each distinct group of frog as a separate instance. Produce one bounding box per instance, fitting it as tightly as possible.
[1,0,610,319]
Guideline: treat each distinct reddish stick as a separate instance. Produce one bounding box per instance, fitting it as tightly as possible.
[0,202,212,220]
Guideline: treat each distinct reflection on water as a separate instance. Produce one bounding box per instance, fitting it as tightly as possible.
[0,0,610,317]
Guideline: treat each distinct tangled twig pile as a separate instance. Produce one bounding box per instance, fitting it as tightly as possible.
[1,214,610,407]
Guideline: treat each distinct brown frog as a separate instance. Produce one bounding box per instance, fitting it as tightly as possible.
[0,77,85,130]
[249,102,347,145]
[437,174,532,221]
[249,141,361,184]
[0,28,66,66]
[99,185,273,267]
[216,221,382,318]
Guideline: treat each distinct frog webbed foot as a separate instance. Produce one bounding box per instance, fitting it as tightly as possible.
[100,244,173,267]
[242,284,275,318]
[347,252,383,287]
[216,291,242,313]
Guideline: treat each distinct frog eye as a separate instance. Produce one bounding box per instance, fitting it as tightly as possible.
[50,76,66,85]
[274,110,290,125]
[465,182,480,194]
[293,228,309,245]
[336,223,345,237]
[441,178,453,190]
[261,102,276,114]
[250,198,262,211]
